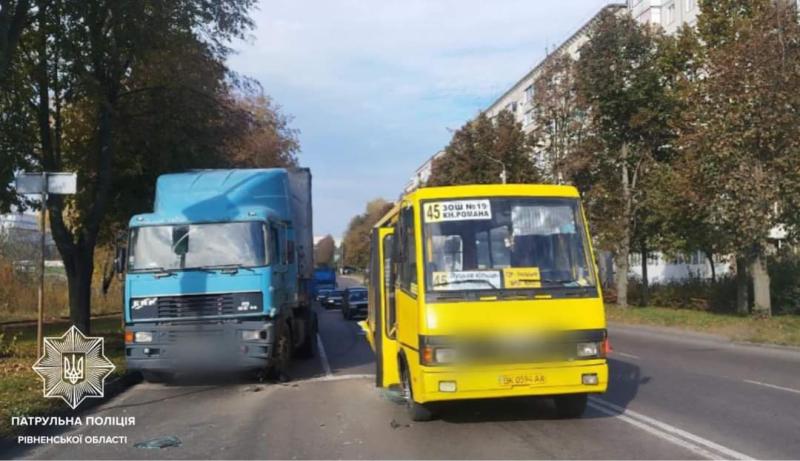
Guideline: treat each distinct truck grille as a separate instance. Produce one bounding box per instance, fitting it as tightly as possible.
[130,292,263,320]
[156,293,236,318]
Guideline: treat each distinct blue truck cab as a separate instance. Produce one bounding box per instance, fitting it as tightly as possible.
[122,168,316,380]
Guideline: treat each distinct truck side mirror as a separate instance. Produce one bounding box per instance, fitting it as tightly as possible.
[115,246,127,274]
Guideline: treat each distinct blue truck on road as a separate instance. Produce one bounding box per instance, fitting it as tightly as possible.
[119,168,316,381]
[312,267,337,297]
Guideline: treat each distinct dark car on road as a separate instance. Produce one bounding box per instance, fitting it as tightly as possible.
[323,290,344,309]
[316,288,332,303]
[342,287,368,320]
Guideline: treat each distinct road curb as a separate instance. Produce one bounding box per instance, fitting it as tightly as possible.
[608,321,800,354]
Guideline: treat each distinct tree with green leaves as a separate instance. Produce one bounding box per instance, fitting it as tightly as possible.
[342,199,393,271]
[0,0,29,85]
[427,110,541,187]
[676,0,800,316]
[532,55,588,183]
[1,0,259,332]
[574,11,677,308]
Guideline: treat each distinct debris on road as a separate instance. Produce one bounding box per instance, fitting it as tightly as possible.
[389,419,410,429]
[134,435,182,449]
[242,385,263,392]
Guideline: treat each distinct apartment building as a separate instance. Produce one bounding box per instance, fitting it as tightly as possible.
[406,1,744,283]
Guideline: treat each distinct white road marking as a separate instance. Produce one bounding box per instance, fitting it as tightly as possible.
[614,351,641,360]
[589,398,754,460]
[587,401,719,459]
[316,333,333,378]
[743,379,800,395]
[318,373,374,382]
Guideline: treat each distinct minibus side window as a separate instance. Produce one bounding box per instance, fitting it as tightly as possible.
[398,207,417,295]
[384,234,396,338]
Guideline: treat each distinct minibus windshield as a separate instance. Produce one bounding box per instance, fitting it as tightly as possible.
[422,197,595,292]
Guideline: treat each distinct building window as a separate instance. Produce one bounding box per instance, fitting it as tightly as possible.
[524,110,534,126]
[685,0,695,12]
[666,3,676,24]
[524,85,534,103]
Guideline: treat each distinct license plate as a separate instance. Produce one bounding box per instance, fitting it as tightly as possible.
[498,373,546,387]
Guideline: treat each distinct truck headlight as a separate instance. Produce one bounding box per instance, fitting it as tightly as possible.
[577,342,599,358]
[241,330,264,341]
[134,331,153,343]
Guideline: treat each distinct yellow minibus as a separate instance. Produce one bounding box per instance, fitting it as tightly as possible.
[362,184,608,421]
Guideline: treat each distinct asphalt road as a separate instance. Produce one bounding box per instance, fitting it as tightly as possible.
[6,276,800,459]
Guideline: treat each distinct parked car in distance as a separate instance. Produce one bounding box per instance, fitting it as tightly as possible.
[342,287,368,320]
[316,288,332,303]
[323,290,344,309]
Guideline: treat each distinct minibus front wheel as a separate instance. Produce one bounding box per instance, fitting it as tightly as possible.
[400,361,433,422]
[554,393,588,418]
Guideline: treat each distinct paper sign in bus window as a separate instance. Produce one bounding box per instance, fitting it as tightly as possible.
[424,200,492,223]
[432,270,501,291]
[503,267,542,289]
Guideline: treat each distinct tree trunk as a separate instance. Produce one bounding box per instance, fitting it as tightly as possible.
[750,252,771,317]
[616,145,632,308]
[640,242,649,307]
[64,246,93,333]
[705,251,716,284]
[0,0,30,87]
[735,256,749,314]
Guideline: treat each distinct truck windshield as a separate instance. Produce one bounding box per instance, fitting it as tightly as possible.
[128,222,266,272]
[422,197,595,292]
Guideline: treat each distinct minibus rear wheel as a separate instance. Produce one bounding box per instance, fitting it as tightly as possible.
[401,363,433,422]
[554,393,588,418]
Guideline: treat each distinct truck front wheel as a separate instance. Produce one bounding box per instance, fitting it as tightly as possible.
[268,325,293,381]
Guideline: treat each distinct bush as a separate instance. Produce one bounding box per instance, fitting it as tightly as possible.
[628,276,738,313]
[768,249,800,316]
[626,248,800,315]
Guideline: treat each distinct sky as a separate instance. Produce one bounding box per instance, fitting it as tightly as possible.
[227,0,618,239]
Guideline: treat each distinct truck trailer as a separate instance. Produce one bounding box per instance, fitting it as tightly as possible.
[120,168,316,380]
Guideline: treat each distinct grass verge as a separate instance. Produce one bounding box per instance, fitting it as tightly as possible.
[606,305,800,347]
[0,317,126,438]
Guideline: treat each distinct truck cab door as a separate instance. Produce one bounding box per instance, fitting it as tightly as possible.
[362,227,400,388]
[269,222,288,308]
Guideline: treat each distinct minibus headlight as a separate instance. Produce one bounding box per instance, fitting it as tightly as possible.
[434,348,457,364]
[134,331,153,343]
[577,342,599,358]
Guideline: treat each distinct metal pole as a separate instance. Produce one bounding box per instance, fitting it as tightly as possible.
[37,173,47,358]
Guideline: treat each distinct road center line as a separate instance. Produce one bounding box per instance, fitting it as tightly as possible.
[316,333,333,377]
[614,351,641,359]
[587,401,719,459]
[589,398,754,460]
[743,379,800,395]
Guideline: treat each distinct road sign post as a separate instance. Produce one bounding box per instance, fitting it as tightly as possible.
[14,172,77,358]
